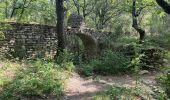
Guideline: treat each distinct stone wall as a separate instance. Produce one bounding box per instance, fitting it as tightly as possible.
[0,22,57,58]
[0,21,111,59]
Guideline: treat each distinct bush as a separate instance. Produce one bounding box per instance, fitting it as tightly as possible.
[82,50,131,76]
[93,86,168,100]
[60,61,75,72]
[56,50,74,64]
[0,60,21,86]
[119,43,166,70]
[55,50,75,72]
[0,60,68,99]
[140,48,166,70]
[147,33,170,50]
[81,65,94,76]
[158,70,170,98]
[93,86,143,100]
[0,30,6,60]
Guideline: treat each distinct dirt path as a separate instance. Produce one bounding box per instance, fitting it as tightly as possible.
[63,73,107,100]
[63,73,158,100]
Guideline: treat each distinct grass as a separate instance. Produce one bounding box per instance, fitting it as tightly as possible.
[93,86,144,100]
[0,60,22,86]
[0,59,73,100]
[92,85,168,100]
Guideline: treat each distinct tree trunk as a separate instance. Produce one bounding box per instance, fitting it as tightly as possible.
[132,0,145,43]
[55,0,65,57]
[156,0,170,14]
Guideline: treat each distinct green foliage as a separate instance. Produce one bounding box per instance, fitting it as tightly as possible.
[0,0,56,25]
[79,64,94,76]
[0,60,67,99]
[120,43,166,70]
[0,47,7,60]
[60,61,75,72]
[147,33,170,50]
[93,86,144,100]
[0,23,17,60]
[93,85,169,100]
[158,70,170,98]
[140,48,166,70]
[82,50,131,76]
[56,50,73,64]
[0,31,5,40]
[9,45,27,60]
[0,23,10,40]
[107,86,130,99]
[0,60,21,86]
[55,50,75,72]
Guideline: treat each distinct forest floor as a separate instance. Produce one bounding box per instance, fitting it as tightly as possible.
[63,72,159,100]
[0,62,161,100]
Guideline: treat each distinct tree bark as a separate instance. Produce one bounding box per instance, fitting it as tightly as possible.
[156,0,170,14]
[132,0,145,43]
[55,0,65,57]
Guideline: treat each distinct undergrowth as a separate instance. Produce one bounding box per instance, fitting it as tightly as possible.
[81,50,131,76]
[0,59,74,100]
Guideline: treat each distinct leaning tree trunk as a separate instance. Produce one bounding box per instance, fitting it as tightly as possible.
[55,0,65,57]
[156,0,170,14]
[132,0,145,43]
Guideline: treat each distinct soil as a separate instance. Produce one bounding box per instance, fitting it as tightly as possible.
[0,63,160,100]
[62,72,158,100]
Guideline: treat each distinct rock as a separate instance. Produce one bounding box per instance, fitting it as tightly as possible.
[139,70,150,75]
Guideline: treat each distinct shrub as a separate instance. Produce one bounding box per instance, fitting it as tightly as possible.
[81,65,94,76]
[158,70,170,98]
[0,47,8,60]
[0,60,21,86]
[93,86,168,100]
[56,50,74,64]
[55,50,75,72]
[147,33,170,50]
[93,86,143,100]
[82,50,131,76]
[0,29,6,60]
[60,61,75,72]
[140,48,166,70]
[0,60,67,99]
[119,43,166,70]
[0,31,5,40]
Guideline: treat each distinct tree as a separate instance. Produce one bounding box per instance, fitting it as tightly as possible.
[10,0,33,19]
[132,0,145,43]
[156,0,170,14]
[92,0,120,30]
[72,0,80,15]
[71,0,94,19]
[130,0,155,43]
[55,0,65,57]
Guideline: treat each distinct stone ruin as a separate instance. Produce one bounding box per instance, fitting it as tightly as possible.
[0,22,57,59]
[0,14,111,59]
[67,13,85,29]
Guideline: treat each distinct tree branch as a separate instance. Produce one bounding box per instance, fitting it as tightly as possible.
[156,0,170,14]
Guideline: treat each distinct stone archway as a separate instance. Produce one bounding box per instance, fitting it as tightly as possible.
[76,33,97,59]
[67,13,98,59]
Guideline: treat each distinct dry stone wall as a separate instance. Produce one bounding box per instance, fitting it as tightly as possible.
[0,21,111,59]
[0,22,57,58]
